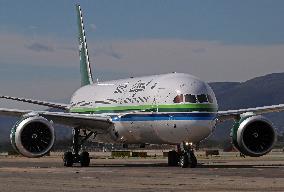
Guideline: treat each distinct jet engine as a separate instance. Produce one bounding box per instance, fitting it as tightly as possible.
[10,115,55,158]
[231,115,276,157]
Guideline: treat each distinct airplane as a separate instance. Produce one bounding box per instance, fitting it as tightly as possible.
[1,4,284,168]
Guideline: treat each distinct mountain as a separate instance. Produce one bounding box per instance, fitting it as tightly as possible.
[209,72,284,139]
[210,73,284,110]
[1,72,284,143]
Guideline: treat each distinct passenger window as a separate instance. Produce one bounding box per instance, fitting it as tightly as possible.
[207,94,213,103]
[173,94,184,103]
[197,94,208,103]
[185,94,197,103]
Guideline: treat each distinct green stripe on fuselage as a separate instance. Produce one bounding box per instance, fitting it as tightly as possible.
[70,103,217,114]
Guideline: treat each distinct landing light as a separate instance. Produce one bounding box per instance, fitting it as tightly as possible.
[185,142,193,146]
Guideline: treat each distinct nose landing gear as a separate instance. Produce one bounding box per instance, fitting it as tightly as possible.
[179,149,197,168]
[167,142,197,168]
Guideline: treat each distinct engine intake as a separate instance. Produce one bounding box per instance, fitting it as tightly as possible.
[10,116,55,158]
[232,115,276,157]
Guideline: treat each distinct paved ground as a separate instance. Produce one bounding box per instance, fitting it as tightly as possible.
[0,152,284,192]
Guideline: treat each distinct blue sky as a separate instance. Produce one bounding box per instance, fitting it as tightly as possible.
[0,0,284,108]
[1,0,284,44]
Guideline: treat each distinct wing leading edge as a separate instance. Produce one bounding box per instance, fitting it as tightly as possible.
[217,103,284,122]
[0,95,69,110]
[0,108,113,132]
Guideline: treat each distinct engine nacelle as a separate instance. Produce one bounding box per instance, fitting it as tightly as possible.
[232,115,276,157]
[10,115,55,158]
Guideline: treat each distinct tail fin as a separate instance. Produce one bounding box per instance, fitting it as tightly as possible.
[76,5,93,86]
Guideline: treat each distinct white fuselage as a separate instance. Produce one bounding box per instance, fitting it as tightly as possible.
[70,73,218,144]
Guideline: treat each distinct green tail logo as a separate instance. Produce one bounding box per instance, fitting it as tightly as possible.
[76,5,93,86]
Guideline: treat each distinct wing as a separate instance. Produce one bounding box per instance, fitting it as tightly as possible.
[218,104,284,122]
[0,95,69,110]
[0,108,113,132]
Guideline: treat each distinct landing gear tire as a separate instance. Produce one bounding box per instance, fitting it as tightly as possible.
[168,150,179,166]
[188,151,197,168]
[63,128,97,167]
[64,152,73,167]
[80,151,90,167]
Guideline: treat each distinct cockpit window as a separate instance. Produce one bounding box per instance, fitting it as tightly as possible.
[185,94,197,103]
[207,94,213,103]
[173,94,184,103]
[174,94,213,104]
[197,94,208,103]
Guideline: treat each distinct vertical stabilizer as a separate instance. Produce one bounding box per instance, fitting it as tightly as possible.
[76,5,93,86]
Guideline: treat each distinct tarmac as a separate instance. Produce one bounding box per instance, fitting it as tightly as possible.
[0,151,284,192]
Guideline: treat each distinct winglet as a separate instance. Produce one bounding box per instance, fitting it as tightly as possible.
[76,4,94,86]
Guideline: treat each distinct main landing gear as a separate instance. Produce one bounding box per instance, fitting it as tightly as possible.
[63,128,96,167]
[168,142,197,168]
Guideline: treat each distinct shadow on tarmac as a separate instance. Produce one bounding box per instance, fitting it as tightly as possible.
[84,163,284,169]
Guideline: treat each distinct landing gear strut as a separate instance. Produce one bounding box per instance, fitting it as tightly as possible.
[167,142,197,168]
[179,142,197,168]
[63,128,96,167]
